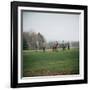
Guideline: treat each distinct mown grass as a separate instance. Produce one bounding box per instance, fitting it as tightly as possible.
[23,48,79,77]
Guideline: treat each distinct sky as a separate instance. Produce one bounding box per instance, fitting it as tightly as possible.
[22,11,80,42]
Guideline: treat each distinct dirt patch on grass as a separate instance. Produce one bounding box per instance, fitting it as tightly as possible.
[23,69,79,77]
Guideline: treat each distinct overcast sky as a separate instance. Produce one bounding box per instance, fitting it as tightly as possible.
[22,11,80,42]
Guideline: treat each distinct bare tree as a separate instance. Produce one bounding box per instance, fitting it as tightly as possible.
[23,31,46,50]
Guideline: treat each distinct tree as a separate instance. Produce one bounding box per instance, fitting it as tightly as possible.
[37,32,46,49]
[23,37,28,50]
[23,31,46,50]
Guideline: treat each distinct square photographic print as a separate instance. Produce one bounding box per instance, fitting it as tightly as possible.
[11,1,87,88]
[22,11,79,77]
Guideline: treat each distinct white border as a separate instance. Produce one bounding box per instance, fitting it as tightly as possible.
[18,6,84,83]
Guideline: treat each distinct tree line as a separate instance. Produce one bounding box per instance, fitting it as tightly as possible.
[23,31,79,50]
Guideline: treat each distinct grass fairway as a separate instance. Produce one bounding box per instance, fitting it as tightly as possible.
[23,48,79,77]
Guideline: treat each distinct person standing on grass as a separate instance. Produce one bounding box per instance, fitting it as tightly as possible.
[42,42,46,52]
[55,41,59,52]
[62,40,65,50]
[52,41,59,52]
[67,42,70,50]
